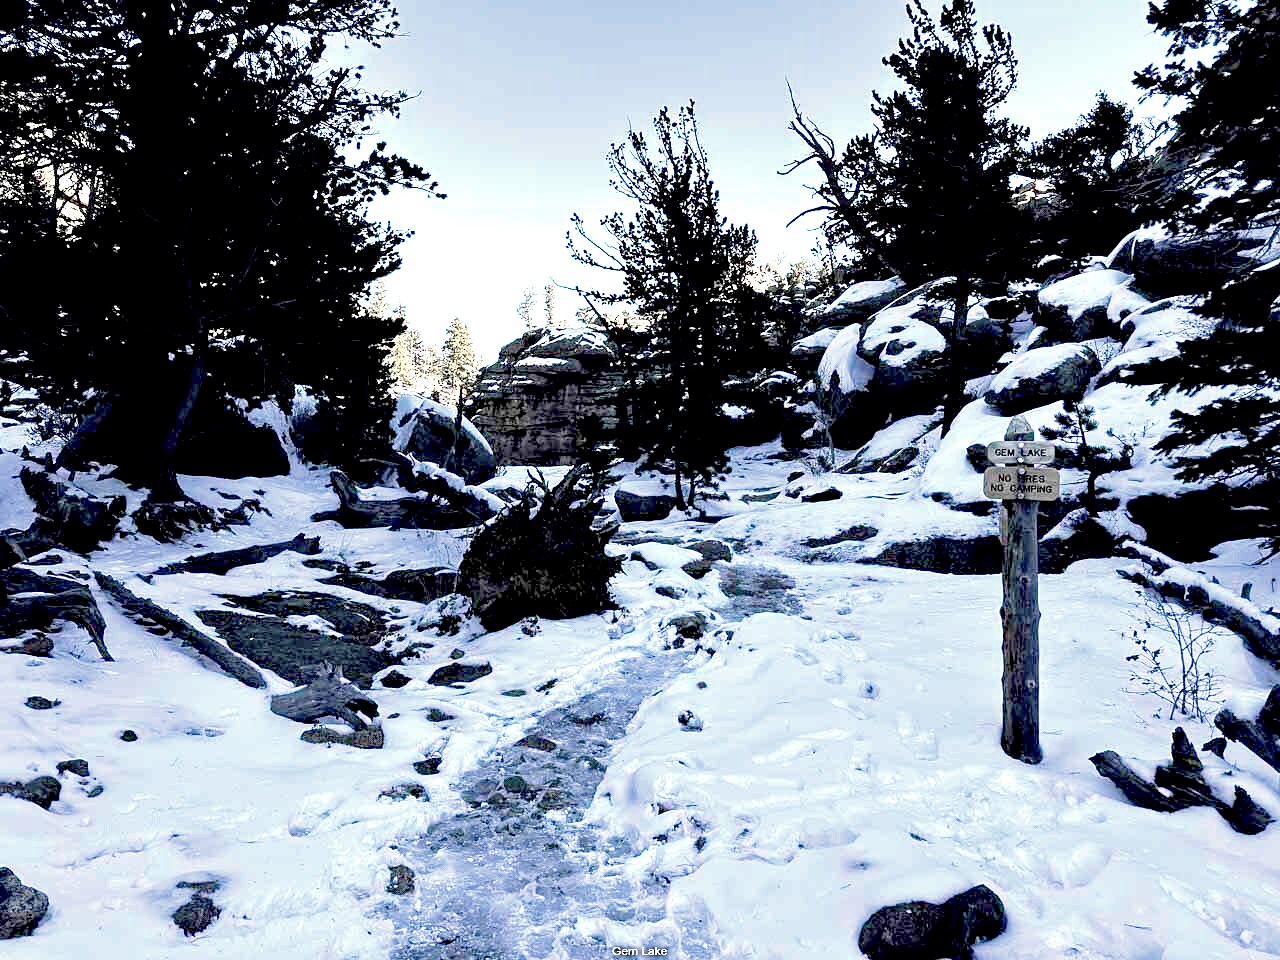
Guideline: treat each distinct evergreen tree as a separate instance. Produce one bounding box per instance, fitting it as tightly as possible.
[0,0,440,499]
[570,102,764,507]
[784,0,1027,431]
[1137,0,1280,551]
[516,287,537,330]
[544,283,557,327]
[437,317,478,403]
[388,323,433,395]
[1026,93,1156,264]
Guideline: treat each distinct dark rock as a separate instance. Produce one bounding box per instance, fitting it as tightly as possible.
[425,708,454,723]
[681,558,715,579]
[858,884,1006,960]
[380,670,412,689]
[1039,509,1118,573]
[56,759,90,778]
[677,710,704,732]
[688,540,732,562]
[0,776,61,810]
[615,488,677,522]
[802,525,879,548]
[119,729,138,742]
[176,879,221,894]
[23,696,57,710]
[515,734,557,752]
[1127,484,1272,562]
[666,612,710,639]
[801,487,842,503]
[0,867,49,939]
[820,277,908,325]
[866,536,1003,575]
[413,756,442,776]
[300,726,384,749]
[172,893,221,936]
[320,567,458,604]
[397,397,497,484]
[379,782,427,801]
[174,399,288,479]
[983,344,1100,415]
[427,661,492,686]
[1109,229,1269,299]
[386,864,415,895]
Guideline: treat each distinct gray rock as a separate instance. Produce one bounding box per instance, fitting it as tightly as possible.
[0,776,61,810]
[687,540,732,562]
[820,277,907,324]
[387,864,415,895]
[427,661,493,685]
[299,725,384,749]
[1108,229,1271,298]
[172,893,220,936]
[56,759,90,778]
[23,696,57,710]
[858,884,1006,960]
[983,344,1099,415]
[396,398,497,484]
[867,535,1003,575]
[516,734,557,752]
[666,612,710,639]
[615,488,677,522]
[0,868,49,939]
[468,325,624,466]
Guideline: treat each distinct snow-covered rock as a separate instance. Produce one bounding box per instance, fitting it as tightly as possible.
[393,394,497,485]
[1107,224,1276,298]
[1037,269,1133,342]
[983,343,1100,414]
[820,277,906,323]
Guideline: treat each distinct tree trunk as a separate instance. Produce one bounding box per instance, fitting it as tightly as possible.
[940,280,972,435]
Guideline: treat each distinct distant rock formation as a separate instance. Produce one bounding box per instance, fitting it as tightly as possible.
[468,325,626,466]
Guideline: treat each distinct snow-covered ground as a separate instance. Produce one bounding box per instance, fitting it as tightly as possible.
[4,421,1280,959]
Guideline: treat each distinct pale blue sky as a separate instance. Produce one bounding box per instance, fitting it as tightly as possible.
[358,1,1170,362]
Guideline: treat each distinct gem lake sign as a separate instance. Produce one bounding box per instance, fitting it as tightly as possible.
[986,441,1055,465]
[983,465,1061,501]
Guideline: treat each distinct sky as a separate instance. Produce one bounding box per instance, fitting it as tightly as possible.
[354,0,1172,364]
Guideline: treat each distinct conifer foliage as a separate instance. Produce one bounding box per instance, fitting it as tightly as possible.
[570,103,766,507]
[785,0,1027,431]
[0,0,440,499]
[1137,0,1280,550]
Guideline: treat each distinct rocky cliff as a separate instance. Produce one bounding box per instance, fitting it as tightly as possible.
[468,325,626,466]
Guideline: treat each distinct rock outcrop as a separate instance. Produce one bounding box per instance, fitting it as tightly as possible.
[468,325,626,466]
[982,343,1099,414]
[393,395,497,484]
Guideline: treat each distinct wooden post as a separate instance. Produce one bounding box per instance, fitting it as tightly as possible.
[998,415,1042,764]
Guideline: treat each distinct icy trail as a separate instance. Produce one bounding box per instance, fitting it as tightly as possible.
[385,563,802,960]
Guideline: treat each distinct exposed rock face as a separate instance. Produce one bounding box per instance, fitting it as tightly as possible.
[819,277,907,325]
[983,343,1099,414]
[468,325,626,466]
[1107,227,1272,298]
[1036,269,1133,342]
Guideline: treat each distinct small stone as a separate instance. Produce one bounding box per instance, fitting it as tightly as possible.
[386,864,415,895]
[520,616,541,636]
[448,648,465,660]
[176,879,221,894]
[677,711,704,732]
[413,757,442,776]
[119,729,138,742]
[502,775,529,795]
[515,734,557,752]
[501,689,527,697]
[86,785,104,798]
[0,867,49,939]
[172,893,220,936]
[427,662,492,686]
[56,759,90,778]
[424,708,454,723]
[696,681,707,690]
[379,782,427,801]
[18,777,61,810]
[380,670,412,689]
[537,787,570,811]
[300,726,384,749]
[535,678,557,693]
[23,696,57,710]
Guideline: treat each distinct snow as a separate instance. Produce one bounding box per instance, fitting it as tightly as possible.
[821,278,904,316]
[861,310,947,369]
[986,342,1095,392]
[1104,224,1169,270]
[6,382,1280,959]
[1039,269,1133,319]
[790,327,841,356]
[815,324,874,394]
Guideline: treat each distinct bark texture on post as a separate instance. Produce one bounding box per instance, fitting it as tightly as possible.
[1000,416,1042,764]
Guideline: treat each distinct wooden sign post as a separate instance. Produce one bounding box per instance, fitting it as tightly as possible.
[984,415,1061,765]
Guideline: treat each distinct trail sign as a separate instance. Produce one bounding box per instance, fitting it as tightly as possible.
[987,440,1055,465]
[983,466,1061,501]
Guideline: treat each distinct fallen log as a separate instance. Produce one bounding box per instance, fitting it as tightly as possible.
[311,469,497,530]
[1091,728,1272,835]
[93,572,266,689]
[1116,540,1280,669]
[155,533,321,576]
[0,568,111,661]
[1214,686,1280,774]
[269,661,379,730]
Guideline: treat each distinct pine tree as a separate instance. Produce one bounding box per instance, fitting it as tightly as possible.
[570,102,764,507]
[437,317,478,403]
[1026,93,1156,264]
[0,0,440,499]
[388,323,433,394]
[1137,0,1280,551]
[784,0,1028,432]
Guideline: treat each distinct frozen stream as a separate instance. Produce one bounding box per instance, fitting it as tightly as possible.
[386,565,802,959]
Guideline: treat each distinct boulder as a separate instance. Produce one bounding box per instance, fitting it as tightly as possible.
[983,344,1099,414]
[0,868,49,939]
[867,535,1003,574]
[1107,227,1272,299]
[1036,269,1133,342]
[1038,508,1118,573]
[820,277,907,324]
[858,884,1006,960]
[0,776,61,810]
[790,327,843,369]
[468,325,626,466]
[174,399,289,479]
[394,395,497,485]
[615,485,677,522]
[172,893,220,936]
